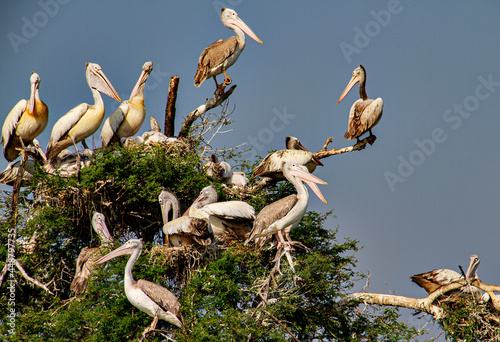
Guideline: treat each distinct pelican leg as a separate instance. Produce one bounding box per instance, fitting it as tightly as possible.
[81,139,89,150]
[222,69,232,86]
[141,315,159,339]
[284,232,309,252]
[71,138,82,180]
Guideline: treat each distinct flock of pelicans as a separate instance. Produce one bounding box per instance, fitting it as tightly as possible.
[2,6,483,338]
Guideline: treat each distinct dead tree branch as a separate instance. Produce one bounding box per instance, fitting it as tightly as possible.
[313,135,377,160]
[164,76,179,137]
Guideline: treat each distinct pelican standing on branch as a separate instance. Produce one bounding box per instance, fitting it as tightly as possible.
[2,72,48,161]
[94,239,183,337]
[194,8,263,89]
[246,162,327,248]
[70,212,113,294]
[159,189,213,247]
[46,63,121,160]
[337,65,383,143]
[101,61,153,147]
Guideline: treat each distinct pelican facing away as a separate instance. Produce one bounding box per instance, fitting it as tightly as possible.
[94,239,183,336]
[71,212,113,294]
[246,162,328,247]
[101,61,153,147]
[159,189,213,247]
[410,254,482,300]
[337,65,383,142]
[186,185,255,240]
[46,63,121,160]
[194,8,262,88]
[251,136,323,180]
[2,72,48,161]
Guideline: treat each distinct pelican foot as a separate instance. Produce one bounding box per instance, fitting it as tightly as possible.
[141,315,159,340]
[368,135,377,145]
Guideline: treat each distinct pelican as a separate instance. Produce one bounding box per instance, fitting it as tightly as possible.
[205,154,232,181]
[245,162,328,247]
[410,254,482,301]
[337,65,383,142]
[251,136,323,180]
[186,185,255,240]
[71,212,113,294]
[94,239,183,336]
[46,63,121,160]
[194,8,262,89]
[159,189,213,247]
[2,72,48,161]
[101,61,153,147]
[0,138,45,185]
[227,171,249,188]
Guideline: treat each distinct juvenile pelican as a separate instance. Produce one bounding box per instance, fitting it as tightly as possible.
[159,189,213,247]
[94,239,183,337]
[246,162,328,247]
[101,61,153,147]
[71,212,113,294]
[194,8,262,88]
[2,72,48,161]
[186,185,255,240]
[337,65,383,142]
[46,63,121,160]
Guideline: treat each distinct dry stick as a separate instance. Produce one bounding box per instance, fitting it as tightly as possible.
[164,76,180,137]
[177,85,237,138]
[15,259,54,294]
[262,309,301,342]
[313,135,377,160]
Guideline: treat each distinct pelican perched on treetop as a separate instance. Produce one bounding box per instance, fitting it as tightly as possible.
[46,63,121,160]
[101,61,153,147]
[246,162,328,247]
[2,72,48,161]
[337,65,383,143]
[94,239,183,338]
[194,8,263,89]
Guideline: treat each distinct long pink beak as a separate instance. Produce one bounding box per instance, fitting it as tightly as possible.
[289,167,328,204]
[94,244,133,265]
[337,74,360,104]
[229,16,263,44]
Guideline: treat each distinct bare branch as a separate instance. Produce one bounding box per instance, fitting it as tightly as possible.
[15,259,54,295]
[165,76,180,137]
[313,135,377,160]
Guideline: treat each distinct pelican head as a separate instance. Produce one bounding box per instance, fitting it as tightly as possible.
[28,72,41,113]
[92,212,113,245]
[85,62,122,102]
[194,185,218,205]
[284,162,328,204]
[159,189,180,223]
[465,254,480,282]
[221,8,263,44]
[94,239,143,265]
[129,61,153,101]
[337,64,366,104]
[286,136,307,151]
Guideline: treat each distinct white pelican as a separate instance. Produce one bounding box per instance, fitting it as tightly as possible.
[94,239,183,336]
[410,255,482,301]
[159,189,213,247]
[2,72,48,161]
[337,65,383,142]
[194,8,262,89]
[205,154,232,181]
[245,162,328,247]
[186,185,255,240]
[101,61,153,147]
[46,63,121,160]
[70,212,113,294]
[227,171,249,188]
[251,136,323,180]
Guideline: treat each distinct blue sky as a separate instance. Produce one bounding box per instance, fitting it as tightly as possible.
[2,1,500,338]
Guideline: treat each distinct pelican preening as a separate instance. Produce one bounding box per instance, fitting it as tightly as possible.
[246,162,328,247]
[71,212,113,294]
[194,8,263,89]
[187,185,255,239]
[337,65,383,142]
[94,239,183,336]
[46,63,121,160]
[101,61,153,147]
[251,136,323,181]
[2,72,48,161]
[159,189,214,247]
[410,254,482,301]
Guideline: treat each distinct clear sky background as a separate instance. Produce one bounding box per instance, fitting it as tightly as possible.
[1,1,500,339]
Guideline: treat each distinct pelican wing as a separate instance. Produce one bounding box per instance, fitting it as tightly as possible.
[410,268,462,294]
[163,217,213,245]
[246,194,298,244]
[48,103,89,148]
[138,279,181,316]
[194,37,238,86]
[345,98,383,140]
[0,160,36,185]
[202,201,255,220]
[101,102,129,147]
[70,247,100,294]
[252,150,314,179]
[2,100,27,148]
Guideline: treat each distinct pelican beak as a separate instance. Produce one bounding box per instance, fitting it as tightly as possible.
[129,61,153,101]
[28,74,39,113]
[93,243,133,265]
[91,67,122,102]
[289,167,328,204]
[229,15,263,44]
[337,74,360,104]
